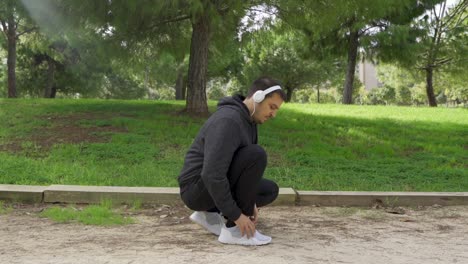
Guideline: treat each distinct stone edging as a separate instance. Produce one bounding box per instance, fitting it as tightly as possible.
[1,184,467,207]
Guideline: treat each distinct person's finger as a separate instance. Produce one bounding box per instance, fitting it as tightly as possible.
[245,224,251,237]
[245,225,250,238]
[251,216,257,225]
[240,225,245,237]
[247,223,255,238]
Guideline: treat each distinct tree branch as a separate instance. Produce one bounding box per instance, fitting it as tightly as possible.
[359,21,388,36]
[149,14,190,29]
[434,56,452,63]
[439,0,447,20]
[432,6,439,24]
[16,26,38,37]
[440,0,468,29]
[452,11,467,28]
[431,1,450,64]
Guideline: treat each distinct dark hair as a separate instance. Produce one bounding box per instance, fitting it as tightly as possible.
[247,76,287,101]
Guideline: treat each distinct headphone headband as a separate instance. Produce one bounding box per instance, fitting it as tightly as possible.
[252,85,282,103]
[262,85,282,95]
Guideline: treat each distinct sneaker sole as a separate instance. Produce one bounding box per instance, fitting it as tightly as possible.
[218,236,271,246]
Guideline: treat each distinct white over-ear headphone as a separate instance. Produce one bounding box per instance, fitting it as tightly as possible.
[252,85,282,103]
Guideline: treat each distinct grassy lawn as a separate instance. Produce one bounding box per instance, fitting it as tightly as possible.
[39,200,134,225]
[0,200,13,214]
[0,98,466,191]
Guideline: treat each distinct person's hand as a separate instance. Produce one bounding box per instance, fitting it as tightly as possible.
[234,214,256,238]
[250,204,259,225]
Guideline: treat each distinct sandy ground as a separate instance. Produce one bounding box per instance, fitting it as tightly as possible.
[1,203,467,264]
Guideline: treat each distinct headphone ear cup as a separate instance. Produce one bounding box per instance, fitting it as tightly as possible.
[253,91,264,103]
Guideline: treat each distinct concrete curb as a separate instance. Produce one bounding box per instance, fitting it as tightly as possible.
[0,184,47,203]
[297,191,468,207]
[44,185,180,205]
[42,185,298,206]
[272,188,298,206]
[1,184,468,207]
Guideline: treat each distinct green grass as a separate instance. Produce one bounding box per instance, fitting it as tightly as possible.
[0,98,466,191]
[0,201,13,214]
[40,200,134,225]
[131,199,143,211]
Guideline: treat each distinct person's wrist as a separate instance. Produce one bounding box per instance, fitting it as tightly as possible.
[235,213,245,222]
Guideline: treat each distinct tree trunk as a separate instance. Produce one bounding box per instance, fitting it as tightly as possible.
[51,86,57,98]
[285,86,293,102]
[317,86,320,103]
[144,66,149,91]
[175,68,186,100]
[425,68,437,107]
[182,75,187,101]
[185,13,210,114]
[6,14,17,98]
[44,60,56,98]
[342,30,359,104]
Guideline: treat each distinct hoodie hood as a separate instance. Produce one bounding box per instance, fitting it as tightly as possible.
[217,95,253,123]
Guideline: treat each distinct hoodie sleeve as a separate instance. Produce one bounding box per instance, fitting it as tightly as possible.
[201,118,242,221]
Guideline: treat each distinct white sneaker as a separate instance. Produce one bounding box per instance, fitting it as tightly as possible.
[189,211,224,236]
[254,230,271,241]
[218,225,272,246]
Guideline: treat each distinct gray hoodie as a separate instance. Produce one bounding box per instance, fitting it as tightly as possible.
[178,95,257,221]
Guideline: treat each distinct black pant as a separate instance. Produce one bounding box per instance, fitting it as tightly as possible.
[180,144,279,220]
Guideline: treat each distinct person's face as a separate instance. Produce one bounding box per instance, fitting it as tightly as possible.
[253,93,284,124]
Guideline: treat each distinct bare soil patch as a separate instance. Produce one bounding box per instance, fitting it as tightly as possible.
[1,204,467,264]
[0,112,129,154]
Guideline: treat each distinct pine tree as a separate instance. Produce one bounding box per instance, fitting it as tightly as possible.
[51,0,248,114]
[275,0,441,104]
[415,0,467,106]
[0,0,36,98]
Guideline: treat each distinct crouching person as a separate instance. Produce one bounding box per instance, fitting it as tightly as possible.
[178,77,286,246]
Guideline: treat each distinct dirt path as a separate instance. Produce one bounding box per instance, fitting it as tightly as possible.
[1,204,467,264]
